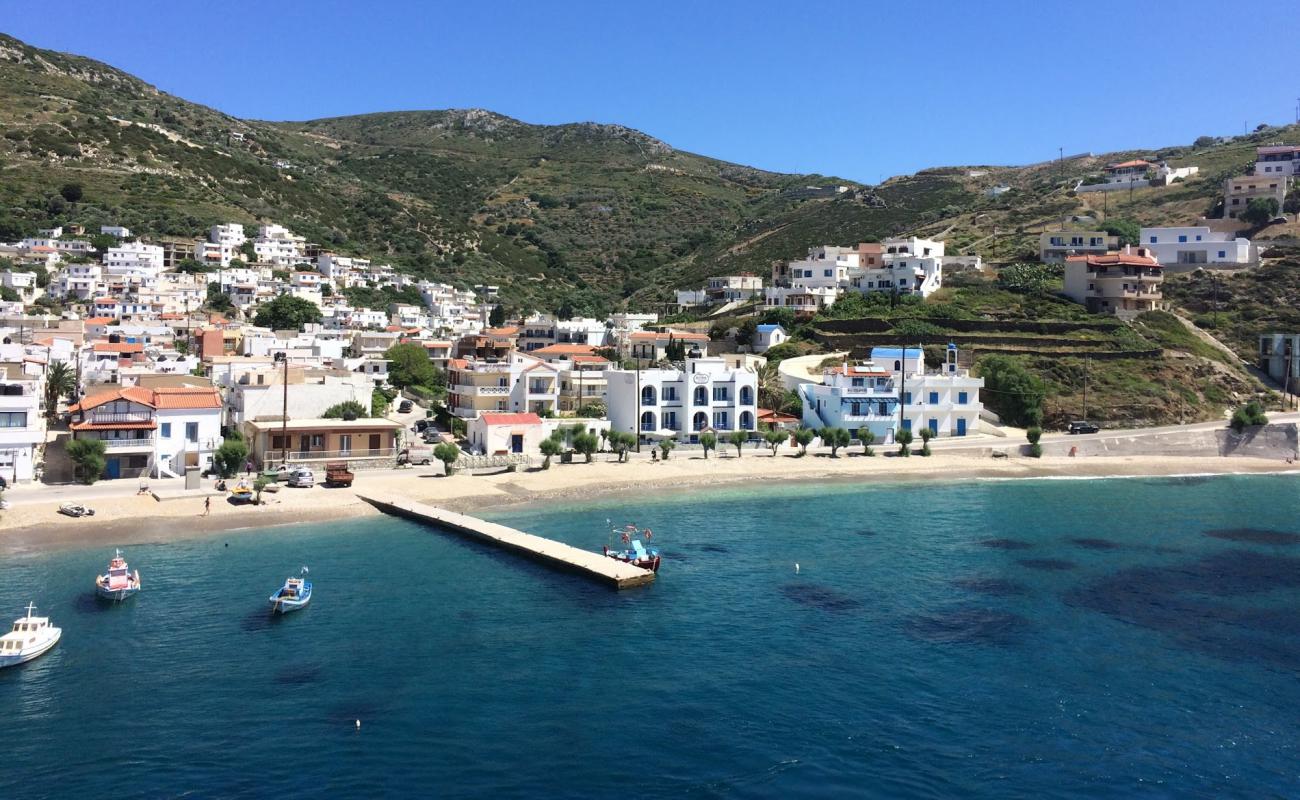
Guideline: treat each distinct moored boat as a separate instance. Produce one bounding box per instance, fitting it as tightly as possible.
[603,524,661,572]
[229,479,254,503]
[269,568,312,614]
[95,549,142,601]
[0,603,62,668]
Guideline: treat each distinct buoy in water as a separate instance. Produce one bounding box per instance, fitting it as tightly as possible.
[795,563,800,574]
[355,719,361,729]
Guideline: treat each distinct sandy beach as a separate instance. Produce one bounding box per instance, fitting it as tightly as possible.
[3,449,1297,557]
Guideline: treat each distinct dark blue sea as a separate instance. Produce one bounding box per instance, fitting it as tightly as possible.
[3,474,1300,799]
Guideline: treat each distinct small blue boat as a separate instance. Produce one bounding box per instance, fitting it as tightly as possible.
[269,568,311,614]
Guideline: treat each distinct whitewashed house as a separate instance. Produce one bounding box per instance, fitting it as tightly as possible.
[1139,226,1254,267]
[605,356,759,445]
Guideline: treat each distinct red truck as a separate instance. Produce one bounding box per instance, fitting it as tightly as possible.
[324,462,354,488]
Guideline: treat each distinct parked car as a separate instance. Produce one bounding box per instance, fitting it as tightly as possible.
[397,399,413,414]
[413,419,431,433]
[397,446,434,466]
[324,462,354,488]
[58,502,95,518]
[1068,421,1101,435]
[422,428,442,444]
[262,463,306,482]
[287,468,315,488]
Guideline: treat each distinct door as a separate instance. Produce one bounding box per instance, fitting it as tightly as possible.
[511,434,523,454]
[369,434,381,455]
[956,418,967,437]
[105,457,121,480]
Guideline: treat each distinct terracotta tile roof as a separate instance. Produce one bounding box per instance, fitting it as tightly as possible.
[1065,251,1161,267]
[84,317,116,325]
[448,358,469,370]
[484,326,519,337]
[757,407,798,422]
[479,412,542,426]
[152,387,221,410]
[571,355,611,364]
[630,330,710,342]
[531,344,596,356]
[1107,159,1152,169]
[92,341,145,354]
[69,386,155,413]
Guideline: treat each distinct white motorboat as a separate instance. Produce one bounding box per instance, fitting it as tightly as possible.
[0,603,62,668]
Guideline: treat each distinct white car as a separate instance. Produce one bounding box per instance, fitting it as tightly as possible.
[286,468,315,488]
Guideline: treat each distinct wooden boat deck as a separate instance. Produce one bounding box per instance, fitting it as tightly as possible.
[357,495,656,590]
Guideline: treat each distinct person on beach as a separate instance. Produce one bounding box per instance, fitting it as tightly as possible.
[203,496,211,516]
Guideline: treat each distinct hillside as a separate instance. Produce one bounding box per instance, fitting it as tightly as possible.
[4,32,1298,316]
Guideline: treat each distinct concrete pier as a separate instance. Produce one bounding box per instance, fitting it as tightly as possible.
[358,495,656,590]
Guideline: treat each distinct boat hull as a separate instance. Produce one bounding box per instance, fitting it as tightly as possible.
[0,628,61,669]
[95,583,141,601]
[269,596,310,614]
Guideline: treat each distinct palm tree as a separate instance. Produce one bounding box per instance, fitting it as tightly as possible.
[44,360,76,418]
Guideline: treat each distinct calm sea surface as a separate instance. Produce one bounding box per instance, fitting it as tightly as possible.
[2,474,1300,798]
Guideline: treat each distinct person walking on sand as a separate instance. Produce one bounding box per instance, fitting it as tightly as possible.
[203,496,211,517]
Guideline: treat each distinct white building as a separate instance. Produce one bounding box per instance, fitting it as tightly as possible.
[52,263,104,300]
[104,242,165,287]
[210,223,247,248]
[253,224,306,267]
[753,324,788,353]
[0,271,39,303]
[798,346,982,441]
[1139,226,1254,267]
[100,225,132,238]
[1039,231,1119,263]
[67,385,222,479]
[446,351,561,419]
[0,357,46,483]
[605,356,759,445]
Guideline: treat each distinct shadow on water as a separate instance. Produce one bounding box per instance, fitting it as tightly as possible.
[72,593,112,614]
[239,608,283,632]
[779,583,862,612]
[1068,537,1122,551]
[854,529,877,538]
[696,543,730,554]
[951,577,1028,596]
[1017,558,1076,571]
[1065,549,1300,670]
[979,538,1033,550]
[906,606,1030,645]
[275,663,324,686]
[1205,528,1300,546]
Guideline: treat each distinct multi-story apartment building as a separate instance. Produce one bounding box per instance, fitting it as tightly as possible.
[1039,231,1119,263]
[104,242,165,287]
[605,356,759,444]
[627,330,710,361]
[1139,227,1254,267]
[0,271,39,303]
[1063,247,1163,316]
[447,350,560,419]
[0,359,46,483]
[67,385,222,480]
[799,346,983,441]
[530,344,610,413]
[1223,175,1289,219]
[210,223,247,248]
[1258,334,1300,394]
[253,224,306,267]
[52,263,103,300]
[1254,144,1300,177]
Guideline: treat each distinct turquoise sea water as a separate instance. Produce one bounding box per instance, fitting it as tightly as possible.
[2,474,1300,798]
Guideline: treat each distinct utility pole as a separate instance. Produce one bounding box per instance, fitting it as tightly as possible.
[1082,356,1089,421]
[279,352,289,466]
[634,353,641,454]
[1058,146,1063,184]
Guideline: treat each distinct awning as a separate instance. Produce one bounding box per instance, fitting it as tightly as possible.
[643,428,678,440]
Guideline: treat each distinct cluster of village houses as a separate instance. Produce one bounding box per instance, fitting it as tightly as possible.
[0,144,1296,485]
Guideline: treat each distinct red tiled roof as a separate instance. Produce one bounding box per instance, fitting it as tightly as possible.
[84,316,115,325]
[153,387,221,410]
[531,344,596,356]
[92,341,145,354]
[70,421,157,431]
[484,326,519,337]
[571,355,610,364]
[1107,159,1152,169]
[1066,251,1160,267]
[69,386,155,413]
[757,407,798,422]
[479,412,542,426]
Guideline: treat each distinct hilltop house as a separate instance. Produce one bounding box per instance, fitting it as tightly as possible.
[1223,175,1289,219]
[1255,144,1300,176]
[752,324,788,353]
[1063,247,1163,316]
[1139,227,1253,267]
[1039,231,1119,263]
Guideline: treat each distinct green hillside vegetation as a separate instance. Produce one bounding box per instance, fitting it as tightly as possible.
[1162,252,1300,360]
[3,33,1298,319]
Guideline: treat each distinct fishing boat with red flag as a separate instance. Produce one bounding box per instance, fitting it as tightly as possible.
[602,523,661,572]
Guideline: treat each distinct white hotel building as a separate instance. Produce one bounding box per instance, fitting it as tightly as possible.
[605,357,759,445]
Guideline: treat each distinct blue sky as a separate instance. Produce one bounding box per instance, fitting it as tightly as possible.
[4,0,1298,183]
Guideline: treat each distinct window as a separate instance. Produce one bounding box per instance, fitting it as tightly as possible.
[958,391,968,405]
[1218,251,1226,259]
[928,418,938,434]
[823,269,832,278]
[340,435,352,454]
[185,422,198,443]
[0,412,26,428]
[740,411,754,430]
[712,386,729,402]
[311,434,324,449]
[160,422,171,438]
[903,391,912,404]
[693,386,708,405]
[902,419,912,431]
[1149,236,1157,243]
[851,377,864,387]
[712,411,729,429]
[641,386,656,406]
[1178,235,1187,243]
[928,391,938,404]
[663,411,677,429]
[663,386,677,402]
[740,386,754,405]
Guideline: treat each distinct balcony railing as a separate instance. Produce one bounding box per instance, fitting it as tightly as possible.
[261,446,398,464]
[101,436,156,450]
[85,411,153,425]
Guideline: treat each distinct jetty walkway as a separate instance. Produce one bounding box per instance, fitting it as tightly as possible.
[358,495,655,590]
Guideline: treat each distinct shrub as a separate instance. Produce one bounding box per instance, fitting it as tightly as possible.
[764,428,786,456]
[433,442,460,474]
[67,438,106,484]
[918,427,933,456]
[1230,400,1268,432]
[896,429,913,457]
[976,355,1045,428]
[572,432,599,463]
[793,427,815,456]
[323,400,368,420]
[539,437,562,469]
[658,438,675,460]
[699,432,717,459]
[1026,426,1043,458]
[727,430,748,457]
[859,428,876,456]
[821,427,851,457]
[214,439,249,478]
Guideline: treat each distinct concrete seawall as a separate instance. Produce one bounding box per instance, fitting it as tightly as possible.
[1037,423,1298,460]
[358,495,656,590]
